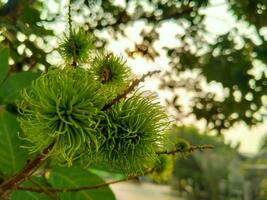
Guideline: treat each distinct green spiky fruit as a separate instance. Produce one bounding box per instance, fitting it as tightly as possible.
[17,68,108,165]
[59,29,94,65]
[176,138,190,153]
[149,155,174,183]
[91,53,131,95]
[97,94,168,175]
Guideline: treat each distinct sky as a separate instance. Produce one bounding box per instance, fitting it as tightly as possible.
[44,0,267,154]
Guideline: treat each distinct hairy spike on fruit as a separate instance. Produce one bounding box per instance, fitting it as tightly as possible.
[149,155,174,183]
[17,68,108,165]
[91,53,131,95]
[97,93,169,175]
[59,29,94,65]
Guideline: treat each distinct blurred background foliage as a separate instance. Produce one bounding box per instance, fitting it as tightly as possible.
[168,126,237,200]
[167,126,267,200]
[1,0,267,134]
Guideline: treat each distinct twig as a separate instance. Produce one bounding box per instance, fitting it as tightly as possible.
[68,0,73,35]
[16,169,154,193]
[103,70,161,110]
[28,178,59,200]
[156,144,214,155]
[0,143,55,196]
[67,1,78,67]
[11,144,212,194]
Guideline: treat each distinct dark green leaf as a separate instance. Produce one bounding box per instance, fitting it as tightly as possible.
[0,45,9,85]
[11,177,51,200]
[0,112,28,175]
[0,72,39,104]
[48,166,116,200]
[11,191,50,200]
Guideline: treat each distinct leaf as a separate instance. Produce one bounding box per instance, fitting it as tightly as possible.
[48,166,116,200]
[0,45,9,85]
[0,72,39,104]
[89,167,124,180]
[21,6,41,24]
[11,191,50,200]
[0,112,28,175]
[11,177,51,200]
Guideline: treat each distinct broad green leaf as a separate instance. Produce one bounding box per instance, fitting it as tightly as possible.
[48,166,116,200]
[11,191,50,200]
[89,167,124,180]
[11,177,51,200]
[0,45,9,85]
[0,72,39,104]
[0,112,28,175]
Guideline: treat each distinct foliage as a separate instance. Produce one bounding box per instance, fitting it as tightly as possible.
[0,112,28,175]
[47,166,116,200]
[169,126,237,200]
[228,0,267,29]
[0,45,9,85]
[0,0,52,72]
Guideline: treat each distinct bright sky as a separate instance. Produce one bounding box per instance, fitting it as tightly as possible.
[44,0,267,154]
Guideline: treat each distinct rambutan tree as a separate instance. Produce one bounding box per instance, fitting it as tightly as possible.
[0,2,212,199]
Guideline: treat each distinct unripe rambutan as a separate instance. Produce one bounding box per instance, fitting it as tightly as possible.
[91,53,131,96]
[97,94,169,175]
[149,155,174,183]
[18,68,107,165]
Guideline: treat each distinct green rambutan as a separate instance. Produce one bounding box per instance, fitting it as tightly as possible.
[59,29,94,65]
[17,68,107,165]
[97,94,169,175]
[91,53,131,95]
[149,155,174,183]
[176,138,190,153]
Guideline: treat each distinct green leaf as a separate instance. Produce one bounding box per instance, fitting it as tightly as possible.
[0,112,28,175]
[89,167,124,180]
[0,45,9,85]
[11,191,50,200]
[11,177,51,200]
[0,72,39,104]
[48,166,116,200]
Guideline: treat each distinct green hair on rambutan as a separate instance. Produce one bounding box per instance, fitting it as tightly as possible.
[17,68,108,165]
[149,155,174,183]
[97,93,169,175]
[91,53,131,95]
[59,29,94,65]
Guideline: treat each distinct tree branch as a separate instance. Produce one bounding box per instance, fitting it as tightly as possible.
[103,70,161,110]
[156,144,214,155]
[17,168,155,193]
[28,177,59,200]
[11,144,212,194]
[0,143,55,196]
